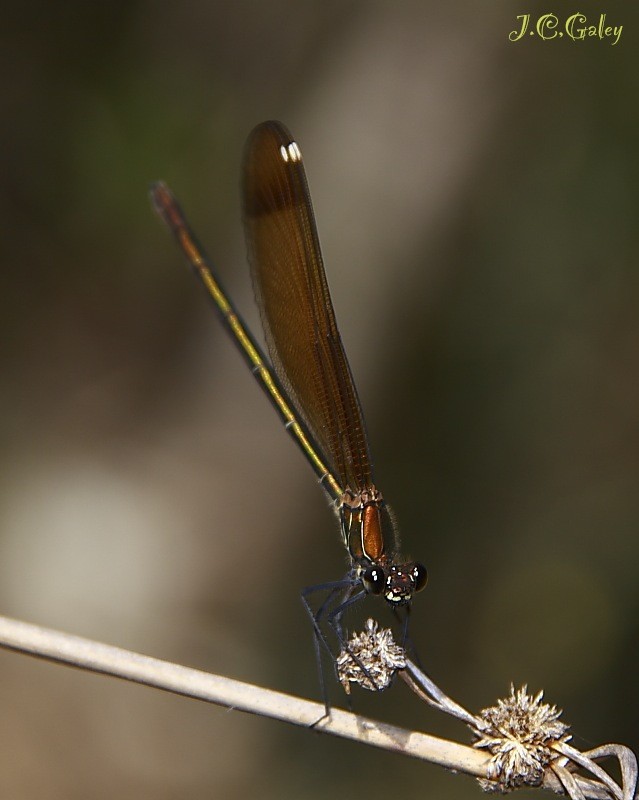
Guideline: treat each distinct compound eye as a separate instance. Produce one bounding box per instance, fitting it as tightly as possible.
[412,563,428,592]
[362,566,385,595]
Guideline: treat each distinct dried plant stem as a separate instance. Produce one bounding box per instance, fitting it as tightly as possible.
[0,615,485,770]
[0,614,617,799]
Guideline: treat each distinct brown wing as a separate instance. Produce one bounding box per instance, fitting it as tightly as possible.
[242,121,373,492]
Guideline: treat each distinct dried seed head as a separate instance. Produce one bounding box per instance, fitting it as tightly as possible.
[473,685,571,792]
[336,619,406,694]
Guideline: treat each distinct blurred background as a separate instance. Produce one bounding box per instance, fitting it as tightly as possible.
[1,1,638,798]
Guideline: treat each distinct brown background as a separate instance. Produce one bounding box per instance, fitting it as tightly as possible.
[1,1,638,798]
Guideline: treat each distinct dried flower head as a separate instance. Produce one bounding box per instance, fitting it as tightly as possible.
[336,619,406,694]
[473,685,571,792]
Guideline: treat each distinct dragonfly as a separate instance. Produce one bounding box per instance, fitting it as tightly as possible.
[151,121,427,688]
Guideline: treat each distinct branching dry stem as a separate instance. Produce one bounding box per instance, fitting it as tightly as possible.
[0,613,635,800]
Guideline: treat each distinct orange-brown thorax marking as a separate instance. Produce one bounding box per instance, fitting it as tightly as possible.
[341,486,386,563]
[361,504,384,561]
